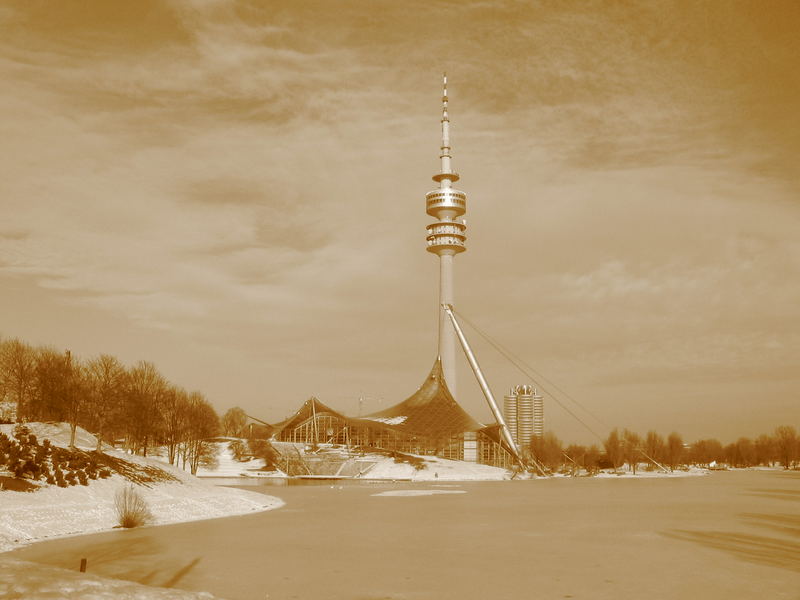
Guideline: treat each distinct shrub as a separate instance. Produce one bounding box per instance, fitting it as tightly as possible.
[228,439,248,461]
[77,470,88,486]
[23,459,40,479]
[99,468,112,479]
[114,486,152,528]
[13,425,30,442]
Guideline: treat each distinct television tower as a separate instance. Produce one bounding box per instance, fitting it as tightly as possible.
[426,74,467,397]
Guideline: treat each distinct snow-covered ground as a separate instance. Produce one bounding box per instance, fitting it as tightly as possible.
[186,440,713,482]
[372,489,468,497]
[179,439,513,481]
[0,424,284,553]
[195,439,267,477]
[149,439,288,478]
[363,454,511,481]
[593,466,709,478]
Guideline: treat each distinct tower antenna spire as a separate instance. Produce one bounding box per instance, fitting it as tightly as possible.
[440,72,452,179]
[442,71,448,119]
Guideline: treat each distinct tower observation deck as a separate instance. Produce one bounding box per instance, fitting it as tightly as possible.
[426,74,467,397]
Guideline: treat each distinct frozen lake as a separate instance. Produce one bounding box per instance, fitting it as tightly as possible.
[10,470,800,599]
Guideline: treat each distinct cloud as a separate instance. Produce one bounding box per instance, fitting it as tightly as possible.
[0,0,797,441]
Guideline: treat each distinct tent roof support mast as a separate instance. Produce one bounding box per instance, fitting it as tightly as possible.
[442,304,522,461]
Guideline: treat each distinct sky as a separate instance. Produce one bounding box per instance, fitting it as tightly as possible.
[1,0,798,444]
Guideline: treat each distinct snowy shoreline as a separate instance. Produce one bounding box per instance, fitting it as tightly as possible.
[0,478,284,553]
[0,424,284,554]
[0,467,282,599]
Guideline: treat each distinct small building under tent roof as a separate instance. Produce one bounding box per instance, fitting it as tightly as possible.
[269,359,518,469]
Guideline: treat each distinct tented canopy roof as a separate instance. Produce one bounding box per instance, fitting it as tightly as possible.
[271,359,501,442]
[272,396,350,433]
[359,358,484,437]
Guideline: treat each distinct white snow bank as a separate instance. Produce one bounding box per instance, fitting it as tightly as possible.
[593,467,709,478]
[0,473,283,553]
[372,489,467,497]
[364,455,510,481]
[0,422,101,451]
[0,425,284,553]
[0,556,220,599]
[361,416,408,425]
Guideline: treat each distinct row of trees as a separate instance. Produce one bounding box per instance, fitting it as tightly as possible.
[0,337,220,475]
[529,426,799,474]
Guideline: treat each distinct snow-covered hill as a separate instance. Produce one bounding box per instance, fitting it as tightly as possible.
[0,424,283,553]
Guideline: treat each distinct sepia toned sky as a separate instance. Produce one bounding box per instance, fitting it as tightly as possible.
[1,0,798,444]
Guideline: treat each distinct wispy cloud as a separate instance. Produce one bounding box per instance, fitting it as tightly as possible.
[0,0,797,440]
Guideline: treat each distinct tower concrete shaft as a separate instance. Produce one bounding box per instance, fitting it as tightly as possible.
[426,74,466,397]
[439,252,455,395]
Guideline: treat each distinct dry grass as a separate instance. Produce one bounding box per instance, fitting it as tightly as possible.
[114,485,153,529]
[91,452,179,486]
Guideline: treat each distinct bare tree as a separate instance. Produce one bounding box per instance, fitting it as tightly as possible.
[221,406,248,437]
[584,444,601,475]
[774,426,798,470]
[690,438,724,467]
[622,429,642,474]
[32,346,70,422]
[123,361,168,456]
[564,443,588,474]
[603,428,623,471]
[162,386,190,465]
[665,432,684,472]
[0,338,38,421]
[754,433,776,466]
[85,354,127,451]
[725,437,756,468]
[643,430,666,468]
[183,392,220,475]
[64,352,88,449]
[530,431,564,472]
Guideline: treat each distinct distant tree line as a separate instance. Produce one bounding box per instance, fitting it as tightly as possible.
[529,425,799,474]
[0,337,221,475]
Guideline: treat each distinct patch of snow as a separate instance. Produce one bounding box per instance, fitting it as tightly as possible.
[242,469,288,478]
[372,489,467,497]
[593,467,709,478]
[361,416,408,425]
[363,455,510,481]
